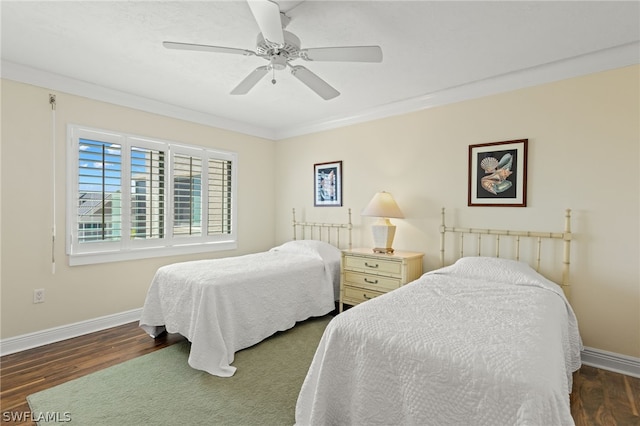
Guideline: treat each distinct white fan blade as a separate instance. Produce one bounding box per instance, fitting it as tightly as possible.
[301,46,383,62]
[231,66,270,95]
[247,0,284,47]
[163,41,255,56]
[290,65,340,100]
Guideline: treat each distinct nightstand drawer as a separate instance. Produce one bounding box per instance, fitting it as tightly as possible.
[344,271,401,292]
[344,286,385,304]
[344,256,401,275]
[339,248,424,312]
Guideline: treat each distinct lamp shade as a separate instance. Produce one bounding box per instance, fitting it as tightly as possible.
[361,192,403,254]
[361,191,404,218]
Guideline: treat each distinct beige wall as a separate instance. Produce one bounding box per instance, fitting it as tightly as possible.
[2,66,638,359]
[1,79,276,338]
[274,65,640,358]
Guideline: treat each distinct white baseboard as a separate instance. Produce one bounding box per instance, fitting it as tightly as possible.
[0,308,142,356]
[581,346,640,378]
[2,311,639,380]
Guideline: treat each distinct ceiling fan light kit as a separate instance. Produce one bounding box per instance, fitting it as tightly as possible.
[163,0,383,100]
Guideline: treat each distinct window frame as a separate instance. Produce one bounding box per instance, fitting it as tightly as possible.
[66,125,238,266]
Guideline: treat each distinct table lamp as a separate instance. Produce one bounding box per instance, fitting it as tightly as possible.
[361,191,404,254]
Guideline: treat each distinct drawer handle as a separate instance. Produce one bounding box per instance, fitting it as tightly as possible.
[363,294,372,300]
[364,262,379,268]
[364,278,379,285]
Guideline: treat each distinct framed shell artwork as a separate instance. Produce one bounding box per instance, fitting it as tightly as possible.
[468,139,528,207]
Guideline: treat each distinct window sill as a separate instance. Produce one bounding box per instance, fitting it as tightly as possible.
[68,240,238,266]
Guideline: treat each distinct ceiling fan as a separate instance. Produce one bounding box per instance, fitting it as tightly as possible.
[163,0,383,100]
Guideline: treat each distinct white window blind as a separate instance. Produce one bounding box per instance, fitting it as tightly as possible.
[131,145,165,240]
[67,125,237,265]
[208,158,233,236]
[77,138,122,243]
[172,153,202,237]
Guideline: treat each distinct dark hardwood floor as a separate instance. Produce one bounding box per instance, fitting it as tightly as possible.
[1,323,185,425]
[1,322,639,425]
[572,364,640,426]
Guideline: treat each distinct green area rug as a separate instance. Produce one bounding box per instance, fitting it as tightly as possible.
[27,315,332,426]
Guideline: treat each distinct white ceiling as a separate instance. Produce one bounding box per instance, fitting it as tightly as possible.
[2,1,639,140]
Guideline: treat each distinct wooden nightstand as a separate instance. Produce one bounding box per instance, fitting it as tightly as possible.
[339,248,424,312]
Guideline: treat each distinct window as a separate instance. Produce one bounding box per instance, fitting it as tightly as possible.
[67,125,237,265]
[77,138,122,243]
[172,154,202,237]
[131,145,165,240]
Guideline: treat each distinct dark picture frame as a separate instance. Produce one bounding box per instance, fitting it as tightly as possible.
[468,139,528,207]
[314,161,342,207]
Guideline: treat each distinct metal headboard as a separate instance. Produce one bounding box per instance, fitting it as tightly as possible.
[440,208,573,298]
[293,208,353,250]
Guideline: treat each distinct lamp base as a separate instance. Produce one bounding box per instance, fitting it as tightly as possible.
[370,219,397,254]
[372,247,395,254]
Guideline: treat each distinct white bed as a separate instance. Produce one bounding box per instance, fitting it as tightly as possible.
[139,209,352,377]
[296,209,583,426]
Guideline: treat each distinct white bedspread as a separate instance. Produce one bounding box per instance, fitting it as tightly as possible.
[139,240,340,377]
[296,257,583,426]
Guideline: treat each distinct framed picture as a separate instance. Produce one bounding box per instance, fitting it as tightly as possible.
[314,161,342,207]
[468,139,528,207]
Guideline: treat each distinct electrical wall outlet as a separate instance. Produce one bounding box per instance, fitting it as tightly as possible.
[33,288,45,304]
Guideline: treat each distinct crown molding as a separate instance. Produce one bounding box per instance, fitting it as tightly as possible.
[0,60,277,140]
[2,41,638,141]
[275,41,640,139]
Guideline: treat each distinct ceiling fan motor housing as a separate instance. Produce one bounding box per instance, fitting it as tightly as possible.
[256,31,301,61]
